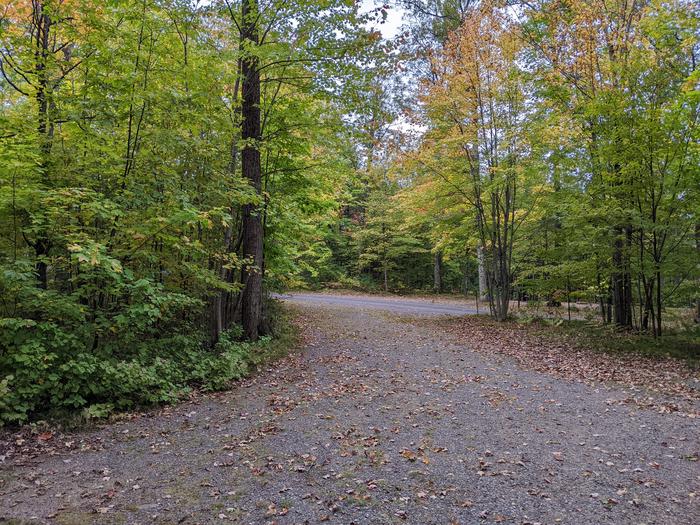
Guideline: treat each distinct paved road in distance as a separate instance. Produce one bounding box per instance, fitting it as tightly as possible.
[275,291,480,316]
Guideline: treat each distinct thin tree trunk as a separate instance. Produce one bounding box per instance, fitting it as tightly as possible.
[596,271,607,323]
[433,250,443,293]
[214,59,242,343]
[477,244,487,302]
[640,277,653,332]
[612,226,633,328]
[655,270,662,337]
[695,223,699,323]
[566,276,571,321]
[34,2,53,289]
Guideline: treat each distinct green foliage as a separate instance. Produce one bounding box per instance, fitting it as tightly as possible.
[0,0,375,424]
[377,0,699,328]
[1,0,695,424]
[354,185,432,291]
[0,260,266,424]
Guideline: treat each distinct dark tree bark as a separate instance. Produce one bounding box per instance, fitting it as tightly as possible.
[34,2,53,289]
[612,226,633,328]
[695,222,700,323]
[214,59,242,344]
[240,0,263,340]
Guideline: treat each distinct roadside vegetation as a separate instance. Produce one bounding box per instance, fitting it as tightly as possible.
[0,298,298,426]
[1,0,697,425]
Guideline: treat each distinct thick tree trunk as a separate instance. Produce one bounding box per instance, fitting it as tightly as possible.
[240,0,263,340]
[433,250,443,293]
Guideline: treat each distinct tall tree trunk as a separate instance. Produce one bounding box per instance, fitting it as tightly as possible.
[433,250,443,293]
[612,226,633,328]
[477,245,488,301]
[695,223,700,324]
[214,59,243,343]
[240,0,263,340]
[34,2,53,289]
[471,140,488,304]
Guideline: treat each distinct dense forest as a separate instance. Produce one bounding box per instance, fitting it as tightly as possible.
[0,0,698,424]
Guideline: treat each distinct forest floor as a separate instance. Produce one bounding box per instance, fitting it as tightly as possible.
[1,295,699,525]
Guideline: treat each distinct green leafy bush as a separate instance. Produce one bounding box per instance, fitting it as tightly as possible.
[0,262,263,425]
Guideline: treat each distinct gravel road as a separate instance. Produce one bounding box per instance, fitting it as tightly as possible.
[274,292,481,316]
[1,298,697,525]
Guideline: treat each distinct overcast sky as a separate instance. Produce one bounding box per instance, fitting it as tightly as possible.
[360,0,406,39]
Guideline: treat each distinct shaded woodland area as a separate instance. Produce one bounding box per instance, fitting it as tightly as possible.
[0,0,698,424]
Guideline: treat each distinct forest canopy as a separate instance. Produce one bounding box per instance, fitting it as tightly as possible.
[0,0,698,424]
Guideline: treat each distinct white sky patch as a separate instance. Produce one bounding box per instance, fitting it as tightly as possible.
[360,0,406,39]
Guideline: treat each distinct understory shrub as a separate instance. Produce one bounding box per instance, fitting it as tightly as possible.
[0,262,268,425]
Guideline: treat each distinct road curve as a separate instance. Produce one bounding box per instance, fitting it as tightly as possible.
[2,293,696,524]
[274,291,480,316]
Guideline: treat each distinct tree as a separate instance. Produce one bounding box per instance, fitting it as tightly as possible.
[239,0,264,340]
[520,0,699,333]
[0,0,384,421]
[0,1,94,288]
[405,3,539,320]
[219,0,383,338]
[355,182,430,292]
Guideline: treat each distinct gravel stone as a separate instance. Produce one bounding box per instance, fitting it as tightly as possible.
[1,298,697,524]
